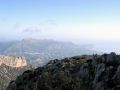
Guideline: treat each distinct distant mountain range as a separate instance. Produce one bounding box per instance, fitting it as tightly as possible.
[0,38,96,67]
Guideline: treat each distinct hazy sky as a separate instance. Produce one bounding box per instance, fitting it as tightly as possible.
[0,0,120,52]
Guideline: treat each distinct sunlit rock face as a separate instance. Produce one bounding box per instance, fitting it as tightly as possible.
[0,55,27,67]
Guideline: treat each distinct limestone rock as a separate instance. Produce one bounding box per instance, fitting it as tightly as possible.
[0,55,27,67]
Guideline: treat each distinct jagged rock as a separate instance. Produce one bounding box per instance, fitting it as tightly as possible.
[79,63,89,79]
[101,52,117,64]
[93,63,105,84]
[93,63,105,90]
[106,52,116,63]
[6,53,120,90]
[113,65,120,81]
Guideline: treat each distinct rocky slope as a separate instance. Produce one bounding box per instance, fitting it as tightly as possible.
[0,56,31,90]
[6,52,120,90]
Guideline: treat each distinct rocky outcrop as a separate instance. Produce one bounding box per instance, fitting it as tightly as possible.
[0,55,31,90]
[6,52,120,90]
[0,55,27,67]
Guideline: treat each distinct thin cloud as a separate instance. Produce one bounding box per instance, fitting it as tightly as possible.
[13,23,20,29]
[1,17,7,22]
[46,20,57,26]
[23,27,41,33]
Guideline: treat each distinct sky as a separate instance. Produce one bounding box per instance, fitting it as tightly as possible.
[0,0,120,52]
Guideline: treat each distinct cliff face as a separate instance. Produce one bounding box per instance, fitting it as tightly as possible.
[0,55,31,90]
[0,55,27,67]
[6,52,120,90]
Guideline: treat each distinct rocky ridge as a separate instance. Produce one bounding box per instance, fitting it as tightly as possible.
[6,52,120,90]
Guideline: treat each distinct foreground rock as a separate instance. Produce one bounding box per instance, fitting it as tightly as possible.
[6,52,120,90]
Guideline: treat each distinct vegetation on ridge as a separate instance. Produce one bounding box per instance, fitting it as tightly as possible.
[6,52,120,90]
